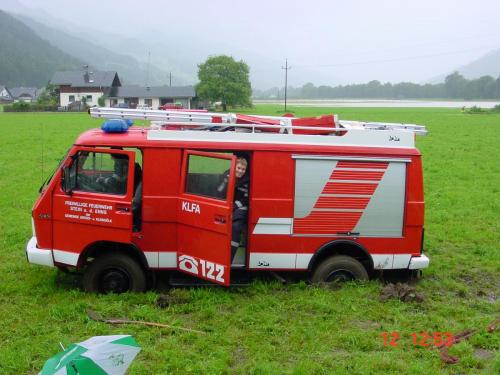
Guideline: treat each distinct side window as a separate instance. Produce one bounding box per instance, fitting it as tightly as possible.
[186,154,231,200]
[74,151,129,195]
[125,147,143,194]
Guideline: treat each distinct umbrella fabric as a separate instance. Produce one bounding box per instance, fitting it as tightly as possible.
[40,335,141,375]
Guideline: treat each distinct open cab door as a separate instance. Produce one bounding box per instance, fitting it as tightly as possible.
[177,150,236,286]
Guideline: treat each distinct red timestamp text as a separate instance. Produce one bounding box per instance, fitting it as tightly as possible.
[381,331,454,348]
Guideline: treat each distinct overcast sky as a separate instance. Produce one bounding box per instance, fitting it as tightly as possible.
[13,0,500,88]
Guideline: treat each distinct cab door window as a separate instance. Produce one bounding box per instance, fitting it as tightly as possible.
[185,154,231,200]
[72,151,129,195]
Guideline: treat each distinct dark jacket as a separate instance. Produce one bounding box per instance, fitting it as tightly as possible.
[217,171,249,214]
[234,173,249,211]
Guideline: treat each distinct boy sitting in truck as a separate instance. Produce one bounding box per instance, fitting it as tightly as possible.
[217,157,249,263]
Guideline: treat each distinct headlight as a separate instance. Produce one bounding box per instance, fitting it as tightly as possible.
[31,217,36,237]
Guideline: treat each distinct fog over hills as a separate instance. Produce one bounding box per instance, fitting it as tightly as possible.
[0,10,83,87]
[429,49,500,83]
[1,0,194,86]
[454,49,500,79]
[1,0,499,89]
[13,13,184,86]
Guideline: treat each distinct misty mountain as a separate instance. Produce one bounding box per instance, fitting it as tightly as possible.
[3,0,498,91]
[0,10,84,87]
[429,48,500,83]
[11,13,188,86]
[457,49,500,79]
[0,0,337,89]
[0,0,194,85]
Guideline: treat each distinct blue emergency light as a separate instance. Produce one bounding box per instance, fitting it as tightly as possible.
[101,119,133,133]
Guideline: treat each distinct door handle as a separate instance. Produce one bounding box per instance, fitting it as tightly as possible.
[116,204,130,212]
[336,231,359,236]
[214,215,227,224]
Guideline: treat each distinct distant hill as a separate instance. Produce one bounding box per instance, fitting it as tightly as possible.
[457,48,500,79]
[429,48,500,83]
[0,10,84,87]
[13,13,182,86]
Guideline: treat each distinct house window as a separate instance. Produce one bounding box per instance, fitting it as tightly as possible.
[124,97,138,109]
[144,99,152,106]
[86,95,92,102]
[69,95,75,103]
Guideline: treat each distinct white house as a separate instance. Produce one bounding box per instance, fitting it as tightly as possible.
[51,69,121,107]
[51,69,196,109]
[0,86,13,103]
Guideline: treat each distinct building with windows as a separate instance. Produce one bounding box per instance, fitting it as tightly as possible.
[105,85,196,109]
[51,69,196,109]
[9,87,40,103]
[0,86,40,103]
[51,69,121,107]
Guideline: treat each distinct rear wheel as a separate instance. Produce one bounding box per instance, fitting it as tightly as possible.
[311,255,368,283]
[83,253,147,293]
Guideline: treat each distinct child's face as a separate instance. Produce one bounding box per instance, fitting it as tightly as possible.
[235,162,247,178]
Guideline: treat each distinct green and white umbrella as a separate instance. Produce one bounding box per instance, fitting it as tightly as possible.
[40,335,141,375]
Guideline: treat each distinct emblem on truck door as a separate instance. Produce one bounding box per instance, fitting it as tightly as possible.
[181,201,201,214]
[178,255,199,274]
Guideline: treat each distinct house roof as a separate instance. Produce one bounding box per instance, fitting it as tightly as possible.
[0,85,11,95]
[9,87,38,99]
[0,86,13,100]
[51,70,121,88]
[108,85,196,99]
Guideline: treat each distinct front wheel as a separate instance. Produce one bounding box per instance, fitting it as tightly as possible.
[83,253,147,293]
[311,255,369,283]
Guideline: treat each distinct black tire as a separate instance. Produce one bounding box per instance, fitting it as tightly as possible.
[311,255,369,283]
[83,253,147,293]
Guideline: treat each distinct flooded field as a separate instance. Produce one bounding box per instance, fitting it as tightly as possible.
[254,99,500,108]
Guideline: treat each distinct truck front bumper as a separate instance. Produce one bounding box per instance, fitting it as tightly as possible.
[26,236,54,267]
[408,253,429,269]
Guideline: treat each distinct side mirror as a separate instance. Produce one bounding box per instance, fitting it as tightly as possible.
[62,165,76,195]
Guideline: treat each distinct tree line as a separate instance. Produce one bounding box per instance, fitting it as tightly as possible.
[253,72,500,100]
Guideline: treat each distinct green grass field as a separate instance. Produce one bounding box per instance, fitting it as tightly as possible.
[0,107,498,374]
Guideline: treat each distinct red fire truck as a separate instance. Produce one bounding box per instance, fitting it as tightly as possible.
[27,108,429,292]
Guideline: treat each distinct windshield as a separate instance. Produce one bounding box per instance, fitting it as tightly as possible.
[38,150,69,193]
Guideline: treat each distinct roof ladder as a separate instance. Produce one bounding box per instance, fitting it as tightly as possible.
[89,107,427,135]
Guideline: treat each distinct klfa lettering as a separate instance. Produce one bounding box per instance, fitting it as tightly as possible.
[182,201,201,214]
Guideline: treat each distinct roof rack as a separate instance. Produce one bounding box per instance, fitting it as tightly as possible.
[339,120,427,135]
[90,107,288,124]
[89,107,428,136]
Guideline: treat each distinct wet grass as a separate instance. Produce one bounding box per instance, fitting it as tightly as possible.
[0,107,498,374]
